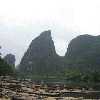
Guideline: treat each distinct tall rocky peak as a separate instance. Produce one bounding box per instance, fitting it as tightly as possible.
[39,30,51,38]
[19,30,62,75]
[65,34,100,71]
[66,34,100,56]
[66,34,95,57]
[29,30,56,57]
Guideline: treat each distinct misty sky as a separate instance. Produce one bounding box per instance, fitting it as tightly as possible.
[0,0,100,65]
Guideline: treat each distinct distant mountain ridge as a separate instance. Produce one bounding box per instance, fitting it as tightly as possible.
[4,54,15,66]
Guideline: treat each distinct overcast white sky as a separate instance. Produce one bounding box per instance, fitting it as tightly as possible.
[0,0,100,65]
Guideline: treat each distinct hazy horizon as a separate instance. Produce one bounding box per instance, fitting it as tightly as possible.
[0,0,100,65]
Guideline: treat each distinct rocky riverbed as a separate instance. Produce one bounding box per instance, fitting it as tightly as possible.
[0,76,100,100]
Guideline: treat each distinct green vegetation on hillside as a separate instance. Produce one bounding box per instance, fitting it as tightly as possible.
[0,47,15,75]
[0,57,14,75]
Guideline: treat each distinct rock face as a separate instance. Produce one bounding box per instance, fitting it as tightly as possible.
[19,30,62,75]
[65,34,100,72]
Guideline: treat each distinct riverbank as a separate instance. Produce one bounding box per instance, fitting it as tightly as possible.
[0,76,100,100]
